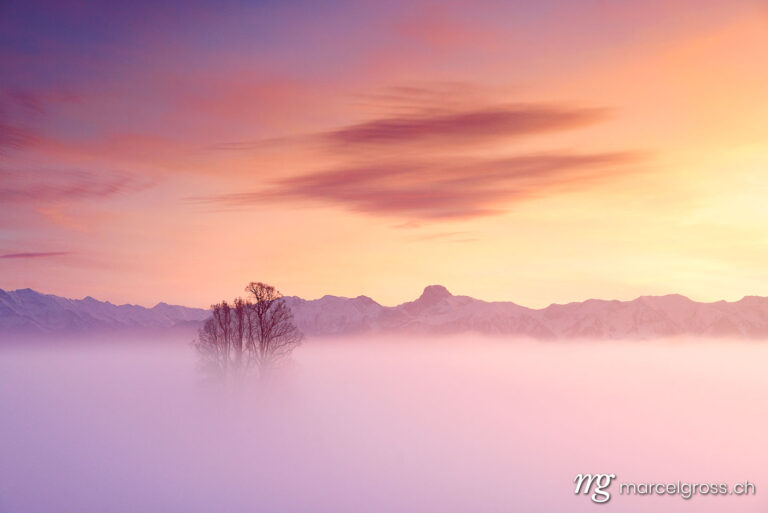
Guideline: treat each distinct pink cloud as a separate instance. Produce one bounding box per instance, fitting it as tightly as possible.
[0,168,149,203]
[325,104,606,148]
[197,152,639,220]
[0,123,38,153]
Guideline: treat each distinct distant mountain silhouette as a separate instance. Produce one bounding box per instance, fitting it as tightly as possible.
[283,285,768,339]
[0,288,208,340]
[4,286,768,341]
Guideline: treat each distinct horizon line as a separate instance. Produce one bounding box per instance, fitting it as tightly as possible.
[3,285,768,313]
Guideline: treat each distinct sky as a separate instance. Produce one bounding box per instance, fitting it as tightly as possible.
[1,0,767,308]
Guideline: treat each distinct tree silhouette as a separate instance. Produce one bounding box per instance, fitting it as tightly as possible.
[195,282,303,379]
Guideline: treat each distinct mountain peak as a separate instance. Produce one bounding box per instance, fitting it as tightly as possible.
[15,288,39,295]
[418,285,452,303]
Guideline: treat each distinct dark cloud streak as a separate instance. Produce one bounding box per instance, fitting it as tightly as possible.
[196,152,640,220]
[212,103,609,151]
[201,87,638,221]
[326,104,607,147]
[1,252,71,259]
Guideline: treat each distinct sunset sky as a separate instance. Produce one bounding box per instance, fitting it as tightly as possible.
[2,0,767,308]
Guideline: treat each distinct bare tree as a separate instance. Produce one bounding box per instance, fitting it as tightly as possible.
[194,282,303,380]
[195,301,236,378]
[244,282,303,376]
[195,315,227,379]
[232,297,248,370]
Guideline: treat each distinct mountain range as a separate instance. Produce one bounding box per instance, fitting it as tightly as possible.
[0,288,209,340]
[284,285,768,339]
[4,285,768,341]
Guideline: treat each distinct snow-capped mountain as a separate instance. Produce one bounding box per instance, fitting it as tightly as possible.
[0,288,209,339]
[4,285,768,340]
[284,285,768,339]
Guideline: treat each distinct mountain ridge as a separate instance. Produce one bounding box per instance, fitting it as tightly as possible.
[0,288,209,339]
[282,285,768,339]
[4,286,768,340]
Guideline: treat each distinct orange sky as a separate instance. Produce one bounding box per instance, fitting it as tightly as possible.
[1,0,767,307]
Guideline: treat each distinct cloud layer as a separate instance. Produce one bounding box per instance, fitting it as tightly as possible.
[325,104,607,148]
[203,152,637,219]
[200,96,636,220]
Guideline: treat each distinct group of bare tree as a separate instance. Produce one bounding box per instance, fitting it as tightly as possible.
[195,282,303,380]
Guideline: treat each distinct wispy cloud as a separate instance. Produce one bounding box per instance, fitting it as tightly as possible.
[324,104,606,148]
[198,84,637,221]
[212,100,608,152]
[1,251,70,259]
[197,152,640,220]
[0,87,81,154]
[1,87,81,115]
[0,168,150,203]
[0,123,38,153]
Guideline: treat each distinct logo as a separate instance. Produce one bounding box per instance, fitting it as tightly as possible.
[574,473,617,504]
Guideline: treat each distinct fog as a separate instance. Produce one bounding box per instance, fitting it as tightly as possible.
[1,337,766,512]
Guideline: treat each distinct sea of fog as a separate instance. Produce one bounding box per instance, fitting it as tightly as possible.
[1,337,766,512]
